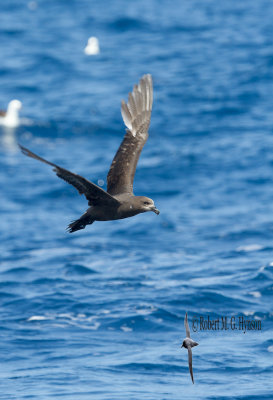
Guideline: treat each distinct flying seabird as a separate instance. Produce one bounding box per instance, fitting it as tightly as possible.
[0,100,22,128]
[181,312,199,384]
[19,74,159,233]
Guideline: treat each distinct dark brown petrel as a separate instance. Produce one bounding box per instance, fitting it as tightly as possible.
[181,312,199,384]
[19,74,159,233]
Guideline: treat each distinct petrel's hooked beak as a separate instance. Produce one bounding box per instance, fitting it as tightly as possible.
[152,206,160,215]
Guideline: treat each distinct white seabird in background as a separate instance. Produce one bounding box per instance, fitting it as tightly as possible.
[84,37,100,55]
[0,100,22,128]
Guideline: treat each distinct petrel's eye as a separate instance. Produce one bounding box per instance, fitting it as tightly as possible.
[144,201,150,205]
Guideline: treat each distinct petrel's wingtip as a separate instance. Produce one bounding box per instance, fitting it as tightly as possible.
[142,73,152,80]
[18,143,29,156]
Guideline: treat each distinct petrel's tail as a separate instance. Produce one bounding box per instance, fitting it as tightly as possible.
[67,213,95,233]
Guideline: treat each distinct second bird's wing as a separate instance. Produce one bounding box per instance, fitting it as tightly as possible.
[19,145,120,207]
[107,74,153,195]
[184,312,191,338]
[187,347,194,384]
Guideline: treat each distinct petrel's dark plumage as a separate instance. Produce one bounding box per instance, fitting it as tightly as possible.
[19,74,159,232]
[181,312,199,384]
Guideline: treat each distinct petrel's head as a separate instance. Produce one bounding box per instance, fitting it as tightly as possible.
[181,339,199,348]
[134,196,160,215]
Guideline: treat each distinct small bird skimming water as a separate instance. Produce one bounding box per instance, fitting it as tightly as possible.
[181,312,199,384]
[19,74,159,233]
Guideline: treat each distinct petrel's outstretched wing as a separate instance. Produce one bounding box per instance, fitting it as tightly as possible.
[19,145,120,207]
[187,347,194,384]
[184,312,191,338]
[107,74,153,195]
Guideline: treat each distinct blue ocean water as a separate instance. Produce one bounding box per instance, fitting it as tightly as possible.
[1,0,273,398]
